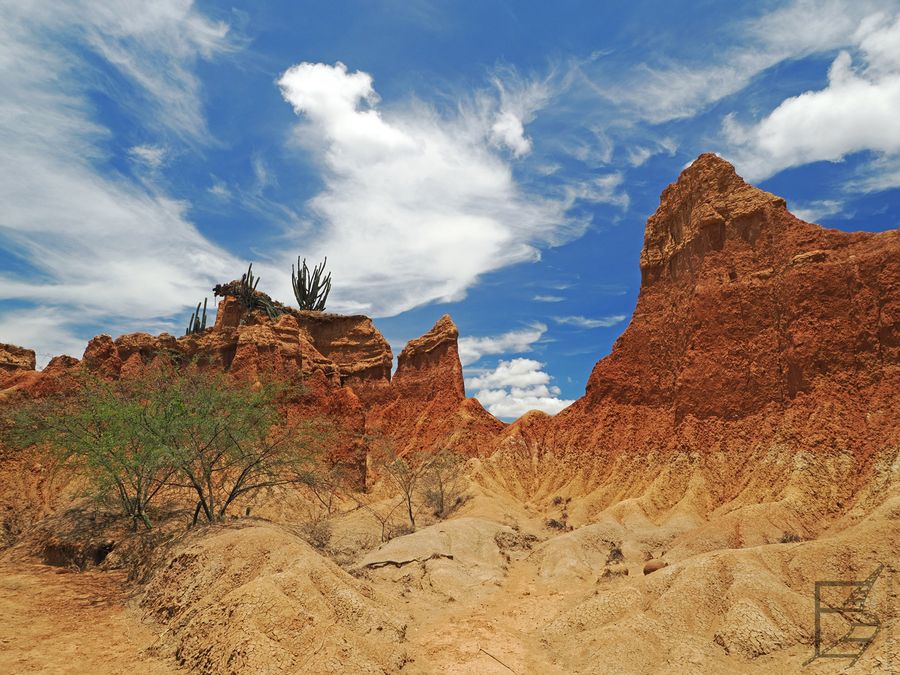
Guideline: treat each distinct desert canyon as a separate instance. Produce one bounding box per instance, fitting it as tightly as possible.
[0,154,897,673]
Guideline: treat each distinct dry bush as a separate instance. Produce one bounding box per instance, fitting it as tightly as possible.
[298,519,333,550]
[779,532,804,543]
[422,450,466,518]
[606,541,624,564]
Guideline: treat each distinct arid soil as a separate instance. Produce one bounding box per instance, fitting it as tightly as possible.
[0,562,176,674]
[3,475,894,674]
[0,154,897,673]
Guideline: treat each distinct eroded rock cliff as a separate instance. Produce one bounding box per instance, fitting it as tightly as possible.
[484,154,898,551]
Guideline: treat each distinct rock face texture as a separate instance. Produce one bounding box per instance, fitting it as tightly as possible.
[0,344,35,378]
[1,300,501,483]
[366,315,504,456]
[3,153,896,504]
[485,154,898,548]
[588,153,897,420]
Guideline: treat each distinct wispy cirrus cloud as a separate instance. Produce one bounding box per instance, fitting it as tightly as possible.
[0,0,238,365]
[791,199,845,224]
[553,314,626,329]
[573,0,895,125]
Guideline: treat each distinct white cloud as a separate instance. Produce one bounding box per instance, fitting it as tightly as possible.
[791,199,844,223]
[627,147,653,167]
[724,12,900,182]
[845,154,900,193]
[490,111,532,157]
[565,172,630,209]
[488,68,551,157]
[208,180,232,199]
[458,323,546,366]
[553,314,626,329]
[251,155,275,192]
[275,62,584,317]
[3,1,231,141]
[626,137,678,167]
[129,144,167,170]
[466,358,574,419]
[0,1,238,362]
[533,294,564,303]
[576,0,895,125]
[0,308,90,367]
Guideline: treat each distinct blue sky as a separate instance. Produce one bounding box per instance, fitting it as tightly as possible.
[1,1,898,420]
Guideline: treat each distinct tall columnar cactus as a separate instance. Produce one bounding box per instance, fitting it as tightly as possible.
[292,257,332,311]
[238,264,261,308]
[185,297,208,336]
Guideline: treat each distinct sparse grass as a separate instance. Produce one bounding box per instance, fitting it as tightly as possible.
[606,542,624,564]
[545,518,569,531]
[779,532,804,543]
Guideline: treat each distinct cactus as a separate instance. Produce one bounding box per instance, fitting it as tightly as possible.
[212,263,285,320]
[237,264,261,308]
[292,257,331,311]
[212,263,289,322]
[185,297,208,336]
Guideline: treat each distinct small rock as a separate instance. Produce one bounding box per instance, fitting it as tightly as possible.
[643,559,668,575]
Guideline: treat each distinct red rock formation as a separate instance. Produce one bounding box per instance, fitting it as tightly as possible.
[1,300,501,481]
[587,153,897,420]
[366,315,504,456]
[0,343,35,379]
[490,154,898,539]
[5,153,894,510]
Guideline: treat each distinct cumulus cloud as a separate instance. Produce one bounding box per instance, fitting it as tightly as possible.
[457,323,546,366]
[466,358,574,419]
[553,314,626,329]
[724,11,900,183]
[533,294,564,303]
[275,61,584,317]
[490,111,532,156]
[0,1,238,364]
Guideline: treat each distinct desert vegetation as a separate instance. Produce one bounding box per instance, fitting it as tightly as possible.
[0,155,896,673]
[209,257,333,329]
[292,256,332,310]
[8,362,321,529]
[356,445,468,541]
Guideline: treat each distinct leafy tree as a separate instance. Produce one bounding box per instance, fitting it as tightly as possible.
[139,367,319,525]
[8,363,321,528]
[9,373,174,530]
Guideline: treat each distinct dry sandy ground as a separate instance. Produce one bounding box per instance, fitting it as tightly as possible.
[0,455,897,674]
[0,562,178,674]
